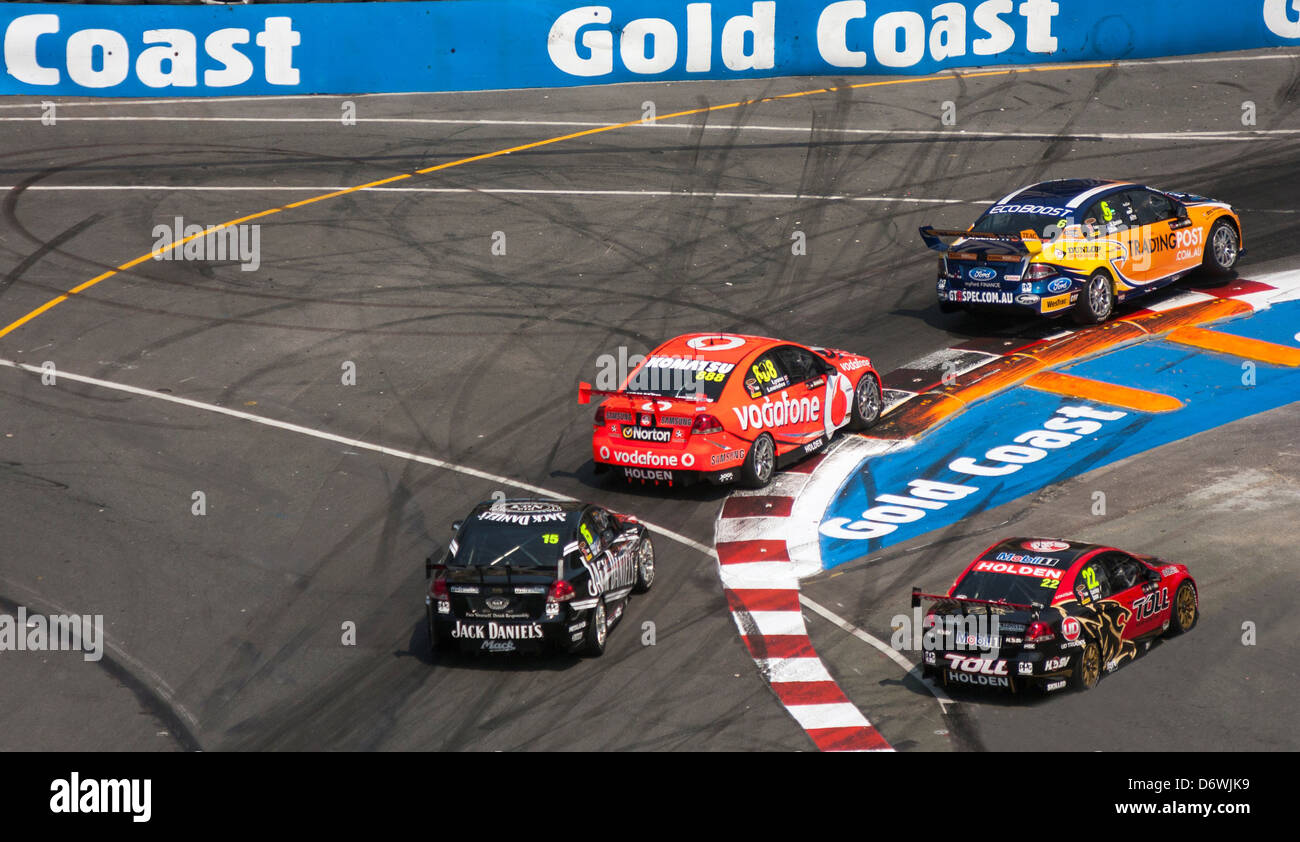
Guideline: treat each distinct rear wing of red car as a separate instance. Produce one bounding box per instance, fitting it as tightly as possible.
[911,587,1039,614]
[577,382,710,406]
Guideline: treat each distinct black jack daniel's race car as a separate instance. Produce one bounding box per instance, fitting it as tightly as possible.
[425,499,654,657]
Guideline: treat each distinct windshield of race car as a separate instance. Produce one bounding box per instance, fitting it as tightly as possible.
[971,204,1072,238]
[951,563,1063,606]
[624,355,735,401]
[450,510,578,568]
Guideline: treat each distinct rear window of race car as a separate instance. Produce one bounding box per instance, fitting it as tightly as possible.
[625,355,736,401]
[972,204,1072,238]
[450,509,579,568]
[953,559,1066,605]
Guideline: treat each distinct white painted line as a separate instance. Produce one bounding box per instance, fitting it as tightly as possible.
[0,358,713,559]
[799,594,954,710]
[784,702,871,730]
[715,516,797,543]
[759,657,834,684]
[0,184,978,205]
[3,115,1297,140]
[731,610,808,638]
[1141,291,1215,312]
[717,561,799,591]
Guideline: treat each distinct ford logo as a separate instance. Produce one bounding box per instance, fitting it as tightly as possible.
[967,267,998,282]
[485,597,510,611]
[1047,277,1070,293]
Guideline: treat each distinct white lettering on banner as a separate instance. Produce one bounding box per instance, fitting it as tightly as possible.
[548,3,774,78]
[1264,0,1300,39]
[815,0,1059,70]
[2,14,300,88]
[821,405,1127,541]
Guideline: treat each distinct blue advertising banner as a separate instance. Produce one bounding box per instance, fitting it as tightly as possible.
[3,0,1300,97]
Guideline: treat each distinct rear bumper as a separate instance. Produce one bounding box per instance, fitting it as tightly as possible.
[939,286,1077,317]
[592,437,747,486]
[429,605,589,655]
[923,648,1076,692]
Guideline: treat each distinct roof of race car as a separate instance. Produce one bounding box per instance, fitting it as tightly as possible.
[646,333,785,366]
[993,179,1134,211]
[463,499,585,529]
[974,537,1109,571]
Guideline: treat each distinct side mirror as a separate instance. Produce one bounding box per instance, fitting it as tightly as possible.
[451,520,463,533]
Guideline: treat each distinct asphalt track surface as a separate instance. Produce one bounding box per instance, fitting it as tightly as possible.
[1,50,1298,751]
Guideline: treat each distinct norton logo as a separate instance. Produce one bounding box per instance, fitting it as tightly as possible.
[1264,0,1300,38]
[967,266,998,281]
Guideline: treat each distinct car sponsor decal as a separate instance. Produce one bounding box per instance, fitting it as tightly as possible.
[1047,277,1071,293]
[967,266,998,282]
[623,467,673,481]
[711,449,745,465]
[974,560,1063,579]
[732,390,821,432]
[1131,588,1170,621]
[685,335,745,351]
[450,620,544,640]
[839,358,873,371]
[1060,616,1082,641]
[1024,539,1071,551]
[949,289,1014,304]
[621,425,671,442]
[945,671,1010,688]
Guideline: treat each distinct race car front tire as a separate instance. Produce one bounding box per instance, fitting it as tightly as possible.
[740,433,776,489]
[847,374,882,431]
[632,536,655,594]
[1070,639,1101,691]
[1203,218,1240,274]
[1168,581,1199,635]
[1072,270,1115,325]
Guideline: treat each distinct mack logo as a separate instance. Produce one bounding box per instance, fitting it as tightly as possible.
[967,266,998,282]
[1047,277,1070,293]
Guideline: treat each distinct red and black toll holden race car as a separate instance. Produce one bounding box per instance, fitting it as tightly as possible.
[579,333,882,489]
[912,537,1198,694]
[425,499,654,657]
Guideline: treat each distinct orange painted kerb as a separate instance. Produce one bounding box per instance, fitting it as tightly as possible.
[1166,326,1300,367]
[1024,370,1184,413]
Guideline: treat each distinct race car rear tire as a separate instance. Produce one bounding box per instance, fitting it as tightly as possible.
[740,433,776,489]
[1071,270,1114,325]
[632,536,655,594]
[847,374,882,431]
[1168,581,1199,635]
[938,301,962,314]
[1203,218,1239,274]
[1070,639,1101,691]
[583,599,608,656]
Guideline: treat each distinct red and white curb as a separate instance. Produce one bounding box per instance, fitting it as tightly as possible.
[713,272,1300,752]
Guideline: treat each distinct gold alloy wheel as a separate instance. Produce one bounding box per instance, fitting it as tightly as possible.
[1082,643,1101,688]
[1177,584,1197,629]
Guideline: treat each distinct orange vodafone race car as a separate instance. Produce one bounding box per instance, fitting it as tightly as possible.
[579,334,882,489]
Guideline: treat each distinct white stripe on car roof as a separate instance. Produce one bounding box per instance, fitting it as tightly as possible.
[1066,181,1129,209]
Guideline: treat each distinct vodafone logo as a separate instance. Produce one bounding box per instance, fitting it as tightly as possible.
[1061,617,1081,641]
[1024,539,1070,552]
[598,446,610,460]
[685,335,745,351]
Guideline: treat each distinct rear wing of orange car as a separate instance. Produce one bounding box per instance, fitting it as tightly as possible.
[919,226,1044,256]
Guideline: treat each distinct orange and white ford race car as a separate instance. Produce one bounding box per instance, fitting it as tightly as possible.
[579,333,882,489]
[920,179,1245,323]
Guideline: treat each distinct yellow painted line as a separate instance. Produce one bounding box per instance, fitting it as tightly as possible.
[1024,370,1183,413]
[0,61,1117,341]
[1166,325,1300,367]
